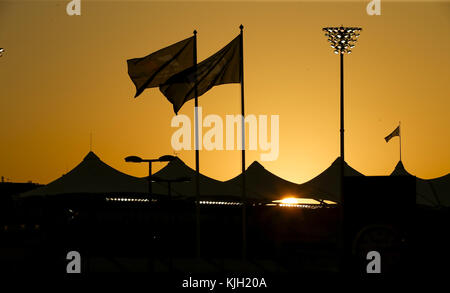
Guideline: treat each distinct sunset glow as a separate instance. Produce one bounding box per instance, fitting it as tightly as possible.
[0,1,448,185]
[274,197,318,205]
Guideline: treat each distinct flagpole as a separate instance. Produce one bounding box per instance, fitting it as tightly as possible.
[399,121,402,162]
[193,29,201,258]
[239,24,247,260]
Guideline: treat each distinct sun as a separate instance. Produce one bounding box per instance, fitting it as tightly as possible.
[272,197,337,205]
[273,197,317,205]
[279,197,301,204]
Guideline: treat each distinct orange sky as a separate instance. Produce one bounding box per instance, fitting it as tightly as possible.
[0,0,449,184]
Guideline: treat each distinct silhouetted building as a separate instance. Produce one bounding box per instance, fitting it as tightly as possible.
[390,160,450,207]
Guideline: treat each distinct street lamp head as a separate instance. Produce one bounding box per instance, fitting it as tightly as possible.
[158,155,176,162]
[125,156,143,163]
[322,27,362,54]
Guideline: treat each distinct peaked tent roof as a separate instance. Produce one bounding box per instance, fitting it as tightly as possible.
[296,157,364,203]
[390,160,450,207]
[390,161,411,176]
[152,157,242,199]
[20,152,167,197]
[21,151,448,206]
[221,161,302,201]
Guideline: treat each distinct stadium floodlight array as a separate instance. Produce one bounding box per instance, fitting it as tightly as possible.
[106,197,149,203]
[322,27,362,54]
[199,200,242,206]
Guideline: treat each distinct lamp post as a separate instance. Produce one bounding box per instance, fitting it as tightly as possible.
[322,26,362,272]
[124,155,175,273]
[125,155,176,199]
[151,175,191,272]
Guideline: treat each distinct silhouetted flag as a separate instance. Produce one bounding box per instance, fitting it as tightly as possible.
[385,126,400,142]
[160,35,241,114]
[127,37,195,98]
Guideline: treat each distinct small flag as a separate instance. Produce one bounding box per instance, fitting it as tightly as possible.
[127,36,195,98]
[385,126,400,142]
[160,35,241,114]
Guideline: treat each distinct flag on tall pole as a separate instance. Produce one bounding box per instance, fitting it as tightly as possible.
[192,30,202,259]
[385,123,402,161]
[160,27,246,259]
[159,35,241,114]
[239,24,247,260]
[385,125,400,142]
[127,36,195,98]
[126,33,202,257]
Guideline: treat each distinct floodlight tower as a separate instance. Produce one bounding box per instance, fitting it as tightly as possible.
[322,26,362,171]
[322,26,362,272]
